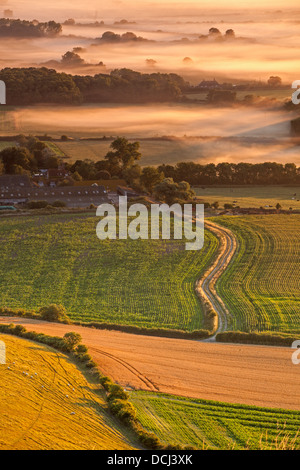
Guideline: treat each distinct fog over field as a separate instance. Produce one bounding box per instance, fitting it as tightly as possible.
[0,1,299,81]
[0,0,299,165]
[1,104,299,165]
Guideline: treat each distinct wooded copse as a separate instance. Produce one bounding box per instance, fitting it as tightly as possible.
[0,67,188,105]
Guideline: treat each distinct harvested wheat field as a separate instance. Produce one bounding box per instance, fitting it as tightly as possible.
[0,333,137,450]
[1,317,300,411]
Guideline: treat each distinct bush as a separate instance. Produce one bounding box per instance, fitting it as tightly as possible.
[224,203,234,210]
[216,330,298,347]
[75,344,88,354]
[108,399,136,423]
[28,200,48,209]
[39,304,69,322]
[108,384,129,401]
[52,200,66,208]
[63,332,82,350]
[99,376,114,391]
[137,432,162,449]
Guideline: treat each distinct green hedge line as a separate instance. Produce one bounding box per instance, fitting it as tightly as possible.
[73,320,211,340]
[0,306,211,340]
[216,330,298,347]
[0,323,194,450]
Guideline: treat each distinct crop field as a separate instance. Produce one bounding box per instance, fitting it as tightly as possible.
[185,88,292,102]
[0,334,136,450]
[214,214,300,334]
[0,212,218,329]
[55,139,211,167]
[130,391,300,450]
[195,186,300,211]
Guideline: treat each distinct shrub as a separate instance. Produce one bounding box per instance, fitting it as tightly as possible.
[14,325,26,336]
[108,399,136,423]
[39,304,69,322]
[75,344,88,354]
[52,200,66,208]
[99,376,114,391]
[76,352,92,363]
[108,384,129,401]
[63,332,82,350]
[28,200,48,209]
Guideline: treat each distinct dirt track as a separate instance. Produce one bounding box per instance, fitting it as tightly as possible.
[197,220,237,335]
[1,317,300,411]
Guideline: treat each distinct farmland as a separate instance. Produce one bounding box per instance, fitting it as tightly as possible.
[130,391,300,450]
[0,212,219,329]
[185,88,292,102]
[0,334,137,450]
[55,138,218,166]
[0,212,299,335]
[194,185,300,211]
[3,317,300,411]
[214,215,300,334]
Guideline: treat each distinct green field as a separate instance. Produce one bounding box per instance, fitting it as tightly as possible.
[0,334,136,450]
[55,139,211,166]
[0,212,218,329]
[214,215,300,333]
[195,186,300,211]
[130,391,300,450]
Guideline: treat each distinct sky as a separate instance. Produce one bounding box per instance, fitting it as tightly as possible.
[2,0,300,22]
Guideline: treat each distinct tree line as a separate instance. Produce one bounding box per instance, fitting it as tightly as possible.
[0,18,62,37]
[157,161,300,185]
[0,67,188,105]
[1,138,299,205]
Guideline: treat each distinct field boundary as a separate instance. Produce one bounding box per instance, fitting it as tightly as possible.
[0,323,185,450]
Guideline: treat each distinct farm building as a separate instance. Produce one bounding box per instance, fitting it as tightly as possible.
[198,79,221,89]
[0,175,32,190]
[0,183,109,208]
[117,186,140,198]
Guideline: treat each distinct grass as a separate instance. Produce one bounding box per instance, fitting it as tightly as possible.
[195,185,300,210]
[56,139,214,167]
[0,212,218,329]
[0,334,137,450]
[0,141,17,151]
[185,89,292,101]
[130,391,300,450]
[213,214,300,334]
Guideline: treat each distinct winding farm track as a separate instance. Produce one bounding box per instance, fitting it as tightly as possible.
[2,316,300,410]
[197,220,237,337]
[1,219,298,410]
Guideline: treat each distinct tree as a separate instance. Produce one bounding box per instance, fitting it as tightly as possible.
[208,27,222,37]
[153,178,195,204]
[61,51,85,66]
[105,137,141,172]
[225,29,235,38]
[63,332,82,350]
[267,76,282,87]
[39,304,68,322]
[0,146,35,174]
[140,166,164,194]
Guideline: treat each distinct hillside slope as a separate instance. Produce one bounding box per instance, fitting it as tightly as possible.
[0,334,137,450]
